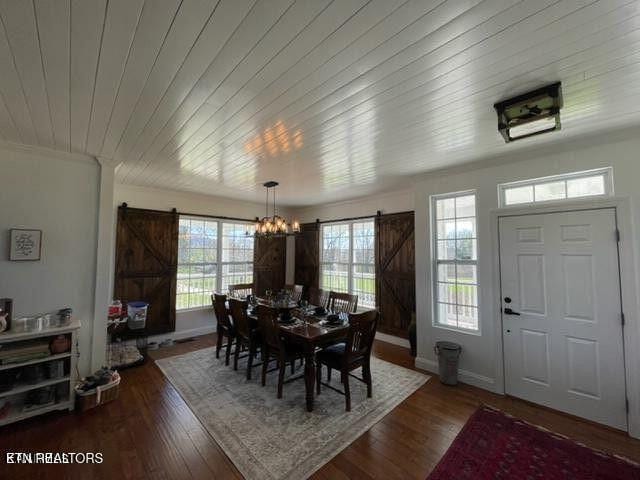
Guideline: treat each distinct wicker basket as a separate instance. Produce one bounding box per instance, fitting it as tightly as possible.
[75,371,120,412]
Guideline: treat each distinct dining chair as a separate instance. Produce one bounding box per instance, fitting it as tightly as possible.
[284,284,304,303]
[212,293,235,366]
[316,309,378,411]
[307,286,329,309]
[228,298,261,380]
[228,283,253,298]
[256,305,304,398]
[328,291,358,313]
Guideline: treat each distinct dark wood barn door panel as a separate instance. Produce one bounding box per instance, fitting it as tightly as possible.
[114,206,178,335]
[376,212,415,338]
[294,222,319,292]
[253,236,286,296]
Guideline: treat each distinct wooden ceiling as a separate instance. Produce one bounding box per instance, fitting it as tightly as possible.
[1,0,639,205]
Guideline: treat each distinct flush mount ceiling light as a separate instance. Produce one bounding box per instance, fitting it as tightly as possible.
[250,181,300,237]
[494,82,562,143]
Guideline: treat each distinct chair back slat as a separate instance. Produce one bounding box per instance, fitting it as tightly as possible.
[212,293,231,330]
[284,284,303,303]
[308,287,328,309]
[228,283,253,298]
[229,298,250,338]
[256,305,282,350]
[328,291,358,313]
[346,310,378,360]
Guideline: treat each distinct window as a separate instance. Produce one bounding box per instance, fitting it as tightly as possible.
[432,192,479,331]
[499,168,612,207]
[221,222,254,292]
[177,217,253,310]
[320,220,375,308]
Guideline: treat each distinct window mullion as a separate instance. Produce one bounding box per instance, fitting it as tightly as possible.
[348,223,353,295]
[216,220,222,293]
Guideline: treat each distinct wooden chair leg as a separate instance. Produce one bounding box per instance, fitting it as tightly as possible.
[233,337,241,371]
[364,361,372,398]
[327,367,332,382]
[316,363,322,395]
[344,369,351,412]
[216,330,223,358]
[277,358,286,399]
[247,341,254,380]
[290,359,295,374]
[261,346,269,386]
[225,333,233,366]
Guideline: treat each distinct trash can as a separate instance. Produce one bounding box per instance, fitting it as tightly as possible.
[435,341,462,385]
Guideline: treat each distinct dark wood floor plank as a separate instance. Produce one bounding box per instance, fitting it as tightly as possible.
[1,333,639,480]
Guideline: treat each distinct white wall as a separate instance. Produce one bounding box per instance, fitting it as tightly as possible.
[0,145,100,375]
[113,183,294,339]
[293,188,413,223]
[413,136,640,397]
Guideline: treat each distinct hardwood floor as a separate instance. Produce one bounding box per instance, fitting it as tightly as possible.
[1,334,638,479]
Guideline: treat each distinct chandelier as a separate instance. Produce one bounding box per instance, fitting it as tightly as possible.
[250,181,300,237]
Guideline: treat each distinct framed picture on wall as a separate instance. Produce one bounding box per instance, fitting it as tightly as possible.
[9,229,42,261]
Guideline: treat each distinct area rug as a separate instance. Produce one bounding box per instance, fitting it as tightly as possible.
[156,347,428,480]
[428,405,640,480]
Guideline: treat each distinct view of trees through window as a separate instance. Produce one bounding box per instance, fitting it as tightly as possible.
[320,220,375,308]
[177,217,253,310]
[433,193,479,331]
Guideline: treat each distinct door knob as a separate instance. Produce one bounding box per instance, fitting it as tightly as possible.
[504,307,520,316]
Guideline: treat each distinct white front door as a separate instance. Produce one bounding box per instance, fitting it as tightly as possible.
[499,208,627,430]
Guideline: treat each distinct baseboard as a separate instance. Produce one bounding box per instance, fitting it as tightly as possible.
[375,332,410,348]
[147,325,217,344]
[414,356,497,392]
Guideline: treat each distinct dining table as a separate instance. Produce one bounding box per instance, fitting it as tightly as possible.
[244,300,350,412]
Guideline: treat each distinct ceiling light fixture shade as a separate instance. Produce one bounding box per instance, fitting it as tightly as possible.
[494,82,562,143]
[249,181,300,237]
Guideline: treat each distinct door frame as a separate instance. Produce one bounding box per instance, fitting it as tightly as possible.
[490,196,640,438]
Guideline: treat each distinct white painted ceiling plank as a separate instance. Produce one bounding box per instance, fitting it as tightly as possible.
[161,0,564,178]
[34,0,71,151]
[159,0,334,162]
[0,92,19,141]
[117,0,256,179]
[0,12,38,145]
[85,0,144,155]
[131,0,447,180]
[0,0,54,147]
[159,0,372,165]
[70,0,106,153]
[122,0,400,181]
[123,0,294,176]
[175,0,531,177]
[110,0,221,161]
[99,0,182,158]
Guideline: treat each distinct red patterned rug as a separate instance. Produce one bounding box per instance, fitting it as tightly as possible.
[428,406,640,480]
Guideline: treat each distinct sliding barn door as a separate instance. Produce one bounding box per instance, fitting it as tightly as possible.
[294,222,320,290]
[114,206,178,335]
[376,212,415,338]
[254,236,286,295]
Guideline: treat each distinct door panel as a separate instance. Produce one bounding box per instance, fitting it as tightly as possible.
[114,206,178,335]
[521,329,550,386]
[375,212,415,338]
[500,208,626,430]
[254,236,286,296]
[294,222,319,291]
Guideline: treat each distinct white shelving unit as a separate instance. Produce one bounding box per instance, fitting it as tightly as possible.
[0,319,80,426]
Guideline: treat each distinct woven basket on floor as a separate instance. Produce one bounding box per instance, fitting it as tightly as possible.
[75,371,120,412]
